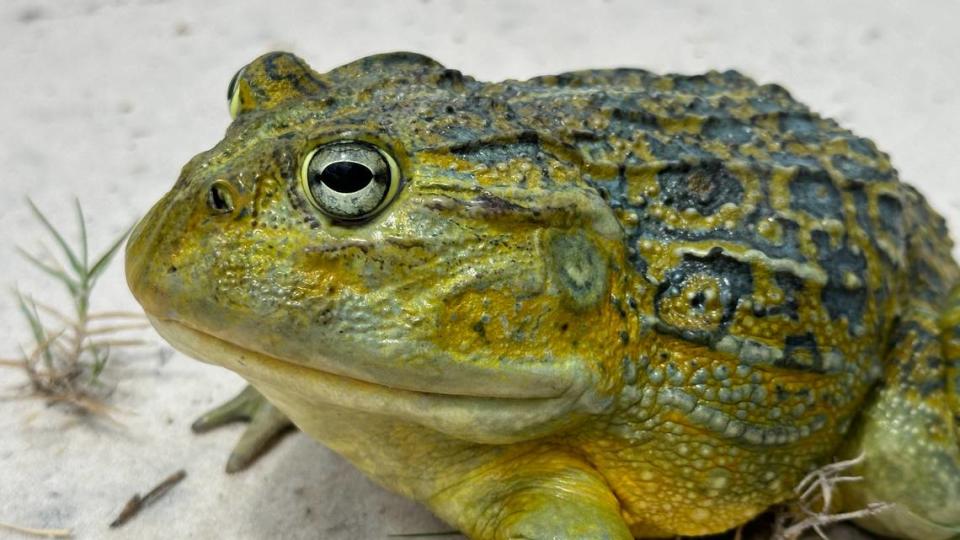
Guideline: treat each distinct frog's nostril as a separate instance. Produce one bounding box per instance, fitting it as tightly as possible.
[207,180,235,215]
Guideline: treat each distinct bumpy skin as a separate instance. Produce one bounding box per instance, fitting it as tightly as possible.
[126,52,960,539]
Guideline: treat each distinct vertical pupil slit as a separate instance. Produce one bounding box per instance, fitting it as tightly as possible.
[207,183,234,214]
[320,162,374,193]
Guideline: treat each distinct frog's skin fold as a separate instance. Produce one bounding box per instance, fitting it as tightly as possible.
[126,51,960,539]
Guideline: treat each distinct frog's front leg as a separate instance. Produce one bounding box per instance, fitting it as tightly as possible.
[431,448,632,540]
[838,293,960,540]
[191,385,295,473]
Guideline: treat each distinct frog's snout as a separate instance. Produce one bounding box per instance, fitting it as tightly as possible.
[125,190,187,319]
[125,205,162,316]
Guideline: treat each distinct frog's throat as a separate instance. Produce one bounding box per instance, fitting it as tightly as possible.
[149,317,603,444]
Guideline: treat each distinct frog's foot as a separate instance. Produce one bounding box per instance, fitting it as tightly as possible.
[837,290,960,540]
[431,449,632,540]
[191,385,294,473]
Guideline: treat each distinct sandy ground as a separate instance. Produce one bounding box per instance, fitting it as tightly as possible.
[1,0,958,538]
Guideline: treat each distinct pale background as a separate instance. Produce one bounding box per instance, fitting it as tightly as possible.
[1,1,958,538]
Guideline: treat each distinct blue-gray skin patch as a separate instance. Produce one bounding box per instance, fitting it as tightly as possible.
[811,231,867,332]
[656,160,745,216]
[877,193,905,252]
[701,116,755,145]
[777,111,821,143]
[789,168,843,220]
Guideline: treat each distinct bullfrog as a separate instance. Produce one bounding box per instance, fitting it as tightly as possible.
[125,51,960,539]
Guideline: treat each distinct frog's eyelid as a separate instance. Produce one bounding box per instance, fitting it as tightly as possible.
[227,67,245,119]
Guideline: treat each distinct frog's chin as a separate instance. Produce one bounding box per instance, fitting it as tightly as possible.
[149,316,607,444]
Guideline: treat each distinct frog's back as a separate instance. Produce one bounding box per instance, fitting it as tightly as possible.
[467,66,957,368]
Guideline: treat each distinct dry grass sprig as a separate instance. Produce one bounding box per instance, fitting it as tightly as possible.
[772,453,893,540]
[0,520,72,538]
[5,199,141,417]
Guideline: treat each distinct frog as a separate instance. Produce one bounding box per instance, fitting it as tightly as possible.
[125,51,960,539]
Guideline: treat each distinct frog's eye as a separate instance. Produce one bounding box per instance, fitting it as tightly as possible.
[227,67,244,119]
[300,141,400,221]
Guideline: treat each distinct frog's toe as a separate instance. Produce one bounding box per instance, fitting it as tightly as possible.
[192,385,295,473]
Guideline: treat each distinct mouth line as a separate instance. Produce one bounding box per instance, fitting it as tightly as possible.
[148,316,591,443]
[152,316,568,401]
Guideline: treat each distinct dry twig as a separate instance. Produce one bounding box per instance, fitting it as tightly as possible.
[109,470,187,528]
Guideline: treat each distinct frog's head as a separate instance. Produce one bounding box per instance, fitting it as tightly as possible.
[126,52,631,443]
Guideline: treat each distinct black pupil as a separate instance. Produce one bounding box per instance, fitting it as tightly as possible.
[320,161,374,193]
[208,184,233,213]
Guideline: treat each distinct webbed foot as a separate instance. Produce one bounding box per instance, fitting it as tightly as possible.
[192,385,294,473]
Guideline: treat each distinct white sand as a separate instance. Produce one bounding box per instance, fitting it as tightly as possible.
[1,1,957,538]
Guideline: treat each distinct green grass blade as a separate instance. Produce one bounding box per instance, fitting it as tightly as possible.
[15,292,55,367]
[16,292,46,346]
[74,198,89,270]
[89,345,110,381]
[26,198,83,276]
[16,247,81,296]
[88,226,132,284]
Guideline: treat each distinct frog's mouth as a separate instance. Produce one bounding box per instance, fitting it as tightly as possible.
[149,316,601,444]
